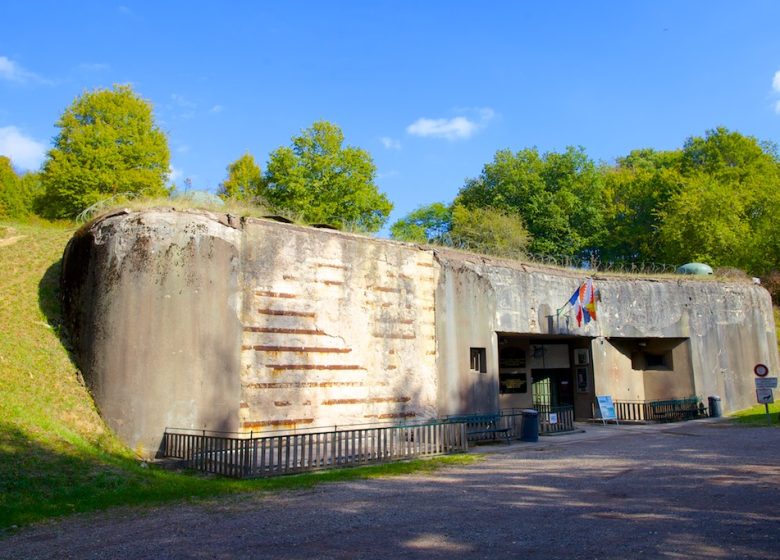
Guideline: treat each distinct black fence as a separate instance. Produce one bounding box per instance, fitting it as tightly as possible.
[161,420,467,479]
[593,397,708,423]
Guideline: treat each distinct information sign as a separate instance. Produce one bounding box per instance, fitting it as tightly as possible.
[596,395,617,422]
[755,377,778,389]
[549,413,558,425]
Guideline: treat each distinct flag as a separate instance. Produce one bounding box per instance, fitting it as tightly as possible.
[563,279,598,327]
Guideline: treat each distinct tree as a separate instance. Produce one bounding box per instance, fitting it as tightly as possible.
[455,146,605,256]
[656,128,780,274]
[262,121,392,232]
[449,204,530,258]
[40,84,170,218]
[0,156,42,218]
[599,149,684,262]
[390,202,452,244]
[217,153,264,202]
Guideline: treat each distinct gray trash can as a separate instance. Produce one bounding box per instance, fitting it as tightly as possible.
[520,409,539,442]
[708,396,722,418]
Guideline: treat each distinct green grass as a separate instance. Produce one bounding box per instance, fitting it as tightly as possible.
[730,403,780,427]
[0,219,476,532]
[775,307,780,351]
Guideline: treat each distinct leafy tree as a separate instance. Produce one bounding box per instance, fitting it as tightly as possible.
[262,121,392,232]
[449,204,530,258]
[599,149,684,262]
[455,146,605,256]
[218,153,264,202]
[0,157,42,218]
[390,202,452,244]
[656,128,780,274]
[40,84,170,219]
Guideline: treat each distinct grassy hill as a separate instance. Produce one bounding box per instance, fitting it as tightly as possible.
[0,219,472,532]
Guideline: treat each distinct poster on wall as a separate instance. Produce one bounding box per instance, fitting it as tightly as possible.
[596,395,619,424]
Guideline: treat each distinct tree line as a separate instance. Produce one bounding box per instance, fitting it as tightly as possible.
[2,84,780,283]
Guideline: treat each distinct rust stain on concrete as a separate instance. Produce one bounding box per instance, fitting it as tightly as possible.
[242,418,314,429]
[323,396,411,405]
[244,327,326,335]
[246,381,367,389]
[370,286,401,293]
[255,290,297,299]
[242,345,351,353]
[372,333,415,339]
[257,308,316,318]
[268,364,365,371]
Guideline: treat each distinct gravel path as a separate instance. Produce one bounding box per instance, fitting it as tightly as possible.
[2,420,779,559]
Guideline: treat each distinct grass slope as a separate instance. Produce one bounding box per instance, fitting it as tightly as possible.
[0,220,474,532]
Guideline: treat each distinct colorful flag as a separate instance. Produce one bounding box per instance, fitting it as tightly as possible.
[564,279,598,327]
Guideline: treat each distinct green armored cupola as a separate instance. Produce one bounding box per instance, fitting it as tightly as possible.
[676,262,714,275]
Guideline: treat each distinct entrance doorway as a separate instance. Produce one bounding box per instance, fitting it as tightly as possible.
[532,368,574,408]
[497,333,595,419]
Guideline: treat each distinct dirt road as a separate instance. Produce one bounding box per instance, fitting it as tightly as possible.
[2,420,779,559]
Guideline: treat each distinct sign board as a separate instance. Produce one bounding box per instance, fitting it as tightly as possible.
[596,395,617,421]
[754,364,769,377]
[756,388,774,404]
[755,377,778,389]
[549,413,558,425]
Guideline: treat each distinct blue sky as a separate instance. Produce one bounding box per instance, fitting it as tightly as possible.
[2,1,780,229]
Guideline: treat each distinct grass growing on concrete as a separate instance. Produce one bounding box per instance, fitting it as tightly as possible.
[730,403,780,427]
[0,219,476,532]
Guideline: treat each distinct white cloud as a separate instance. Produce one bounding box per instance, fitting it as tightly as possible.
[775,99,780,115]
[773,70,780,93]
[407,116,477,140]
[209,104,224,113]
[78,62,110,72]
[168,165,183,184]
[176,144,190,154]
[380,136,401,150]
[0,126,47,170]
[406,107,496,141]
[171,93,196,109]
[0,56,39,84]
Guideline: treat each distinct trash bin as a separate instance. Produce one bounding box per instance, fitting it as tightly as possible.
[708,396,722,418]
[520,409,539,442]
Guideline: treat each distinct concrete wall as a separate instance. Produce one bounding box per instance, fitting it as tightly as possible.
[61,210,244,457]
[62,209,780,457]
[433,250,779,415]
[238,219,438,432]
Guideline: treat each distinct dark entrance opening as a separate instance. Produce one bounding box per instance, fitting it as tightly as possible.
[497,333,595,420]
[532,368,574,408]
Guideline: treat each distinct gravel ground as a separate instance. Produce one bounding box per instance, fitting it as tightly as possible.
[1,420,779,560]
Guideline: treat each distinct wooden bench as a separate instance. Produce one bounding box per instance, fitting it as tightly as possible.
[447,414,511,445]
[649,399,706,423]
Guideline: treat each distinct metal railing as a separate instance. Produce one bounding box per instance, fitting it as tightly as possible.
[499,407,575,434]
[592,397,707,423]
[161,420,468,479]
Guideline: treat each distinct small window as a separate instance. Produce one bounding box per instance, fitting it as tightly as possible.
[470,347,487,373]
[632,350,673,370]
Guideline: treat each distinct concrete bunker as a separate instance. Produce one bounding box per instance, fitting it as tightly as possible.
[61,209,780,458]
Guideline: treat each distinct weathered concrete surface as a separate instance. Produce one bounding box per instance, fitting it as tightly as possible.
[2,422,779,559]
[62,209,244,456]
[434,249,779,413]
[63,209,438,456]
[62,209,779,456]
[238,218,438,432]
